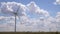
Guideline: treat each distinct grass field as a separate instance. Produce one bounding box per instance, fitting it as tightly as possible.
[0,32,59,34]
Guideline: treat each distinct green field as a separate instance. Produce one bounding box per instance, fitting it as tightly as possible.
[0,32,59,34]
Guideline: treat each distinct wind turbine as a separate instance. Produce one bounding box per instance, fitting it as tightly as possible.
[1,7,19,32]
[0,3,26,32]
[13,7,19,32]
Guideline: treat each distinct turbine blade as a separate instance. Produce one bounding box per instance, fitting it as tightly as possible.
[17,15,23,24]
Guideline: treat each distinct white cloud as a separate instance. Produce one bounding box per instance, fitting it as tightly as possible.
[56,12,60,22]
[0,1,59,32]
[27,1,49,17]
[0,23,14,32]
[54,0,60,5]
[0,16,5,20]
[0,16,15,32]
[0,2,27,16]
[55,12,60,31]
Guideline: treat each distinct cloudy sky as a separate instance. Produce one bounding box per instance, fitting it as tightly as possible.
[0,0,60,32]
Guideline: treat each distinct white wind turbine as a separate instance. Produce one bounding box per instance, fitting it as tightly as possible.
[0,2,27,32]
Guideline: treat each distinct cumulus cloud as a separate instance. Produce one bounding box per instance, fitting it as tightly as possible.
[55,12,60,31]
[0,1,59,32]
[54,0,60,5]
[0,16,15,32]
[56,12,60,22]
[27,1,49,17]
[0,2,27,16]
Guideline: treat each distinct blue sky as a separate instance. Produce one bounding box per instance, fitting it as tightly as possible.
[0,0,60,17]
[0,0,60,32]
